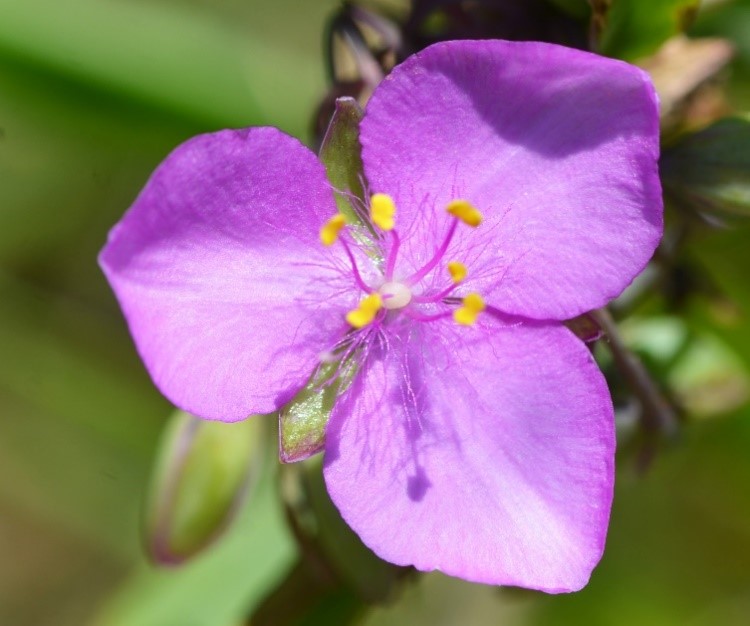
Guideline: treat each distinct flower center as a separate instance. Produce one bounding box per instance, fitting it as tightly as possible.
[319,194,486,329]
[379,281,412,310]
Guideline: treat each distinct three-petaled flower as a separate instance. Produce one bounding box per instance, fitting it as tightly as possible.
[100,40,662,592]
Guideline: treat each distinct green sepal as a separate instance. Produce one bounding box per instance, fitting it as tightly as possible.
[278,99,374,464]
[144,410,265,565]
[661,115,750,218]
[279,360,355,464]
[592,0,699,61]
[318,97,368,226]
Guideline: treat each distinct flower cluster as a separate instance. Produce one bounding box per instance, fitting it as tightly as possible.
[100,40,662,592]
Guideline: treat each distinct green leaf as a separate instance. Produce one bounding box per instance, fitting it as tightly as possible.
[661,115,750,218]
[145,411,266,565]
[593,0,699,60]
[318,97,367,223]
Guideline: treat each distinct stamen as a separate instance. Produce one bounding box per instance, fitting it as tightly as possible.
[338,238,371,293]
[412,283,457,304]
[346,293,382,329]
[370,193,396,231]
[321,214,346,246]
[447,261,467,284]
[406,219,457,284]
[413,264,465,303]
[446,199,483,227]
[453,293,485,326]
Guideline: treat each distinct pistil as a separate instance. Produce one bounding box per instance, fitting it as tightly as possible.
[379,281,412,309]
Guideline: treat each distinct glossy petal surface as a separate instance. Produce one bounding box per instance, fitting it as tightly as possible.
[324,319,614,592]
[100,128,352,421]
[360,40,662,320]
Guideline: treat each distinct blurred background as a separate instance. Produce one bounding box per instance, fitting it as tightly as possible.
[1,0,749,624]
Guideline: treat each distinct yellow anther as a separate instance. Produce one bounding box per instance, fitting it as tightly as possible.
[453,292,485,326]
[446,199,483,227]
[320,213,347,246]
[346,293,383,329]
[370,193,396,231]
[447,261,467,284]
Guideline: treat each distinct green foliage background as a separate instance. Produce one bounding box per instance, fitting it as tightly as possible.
[0,0,749,624]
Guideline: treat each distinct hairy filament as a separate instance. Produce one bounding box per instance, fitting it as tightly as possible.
[406,219,458,285]
[403,308,452,323]
[384,230,401,280]
[339,237,371,292]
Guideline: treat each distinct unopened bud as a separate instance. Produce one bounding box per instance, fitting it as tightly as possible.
[145,411,264,565]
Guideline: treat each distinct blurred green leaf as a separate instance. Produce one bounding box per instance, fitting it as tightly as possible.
[594,0,699,60]
[688,223,750,371]
[0,0,327,133]
[661,115,750,218]
[670,333,750,416]
[0,50,203,269]
[146,411,265,565]
[621,316,750,418]
[94,453,296,626]
[0,271,167,558]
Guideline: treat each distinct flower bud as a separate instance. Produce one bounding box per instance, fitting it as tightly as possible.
[145,410,264,565]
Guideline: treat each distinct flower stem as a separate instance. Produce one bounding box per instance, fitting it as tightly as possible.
[591,307,679,439]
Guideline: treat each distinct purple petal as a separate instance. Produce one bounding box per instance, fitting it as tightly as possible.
[323,319,614,592]
[100,128,353,421]
[360,40,662,320]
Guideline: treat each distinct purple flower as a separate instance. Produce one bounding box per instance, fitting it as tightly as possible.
[100,40,662,592]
